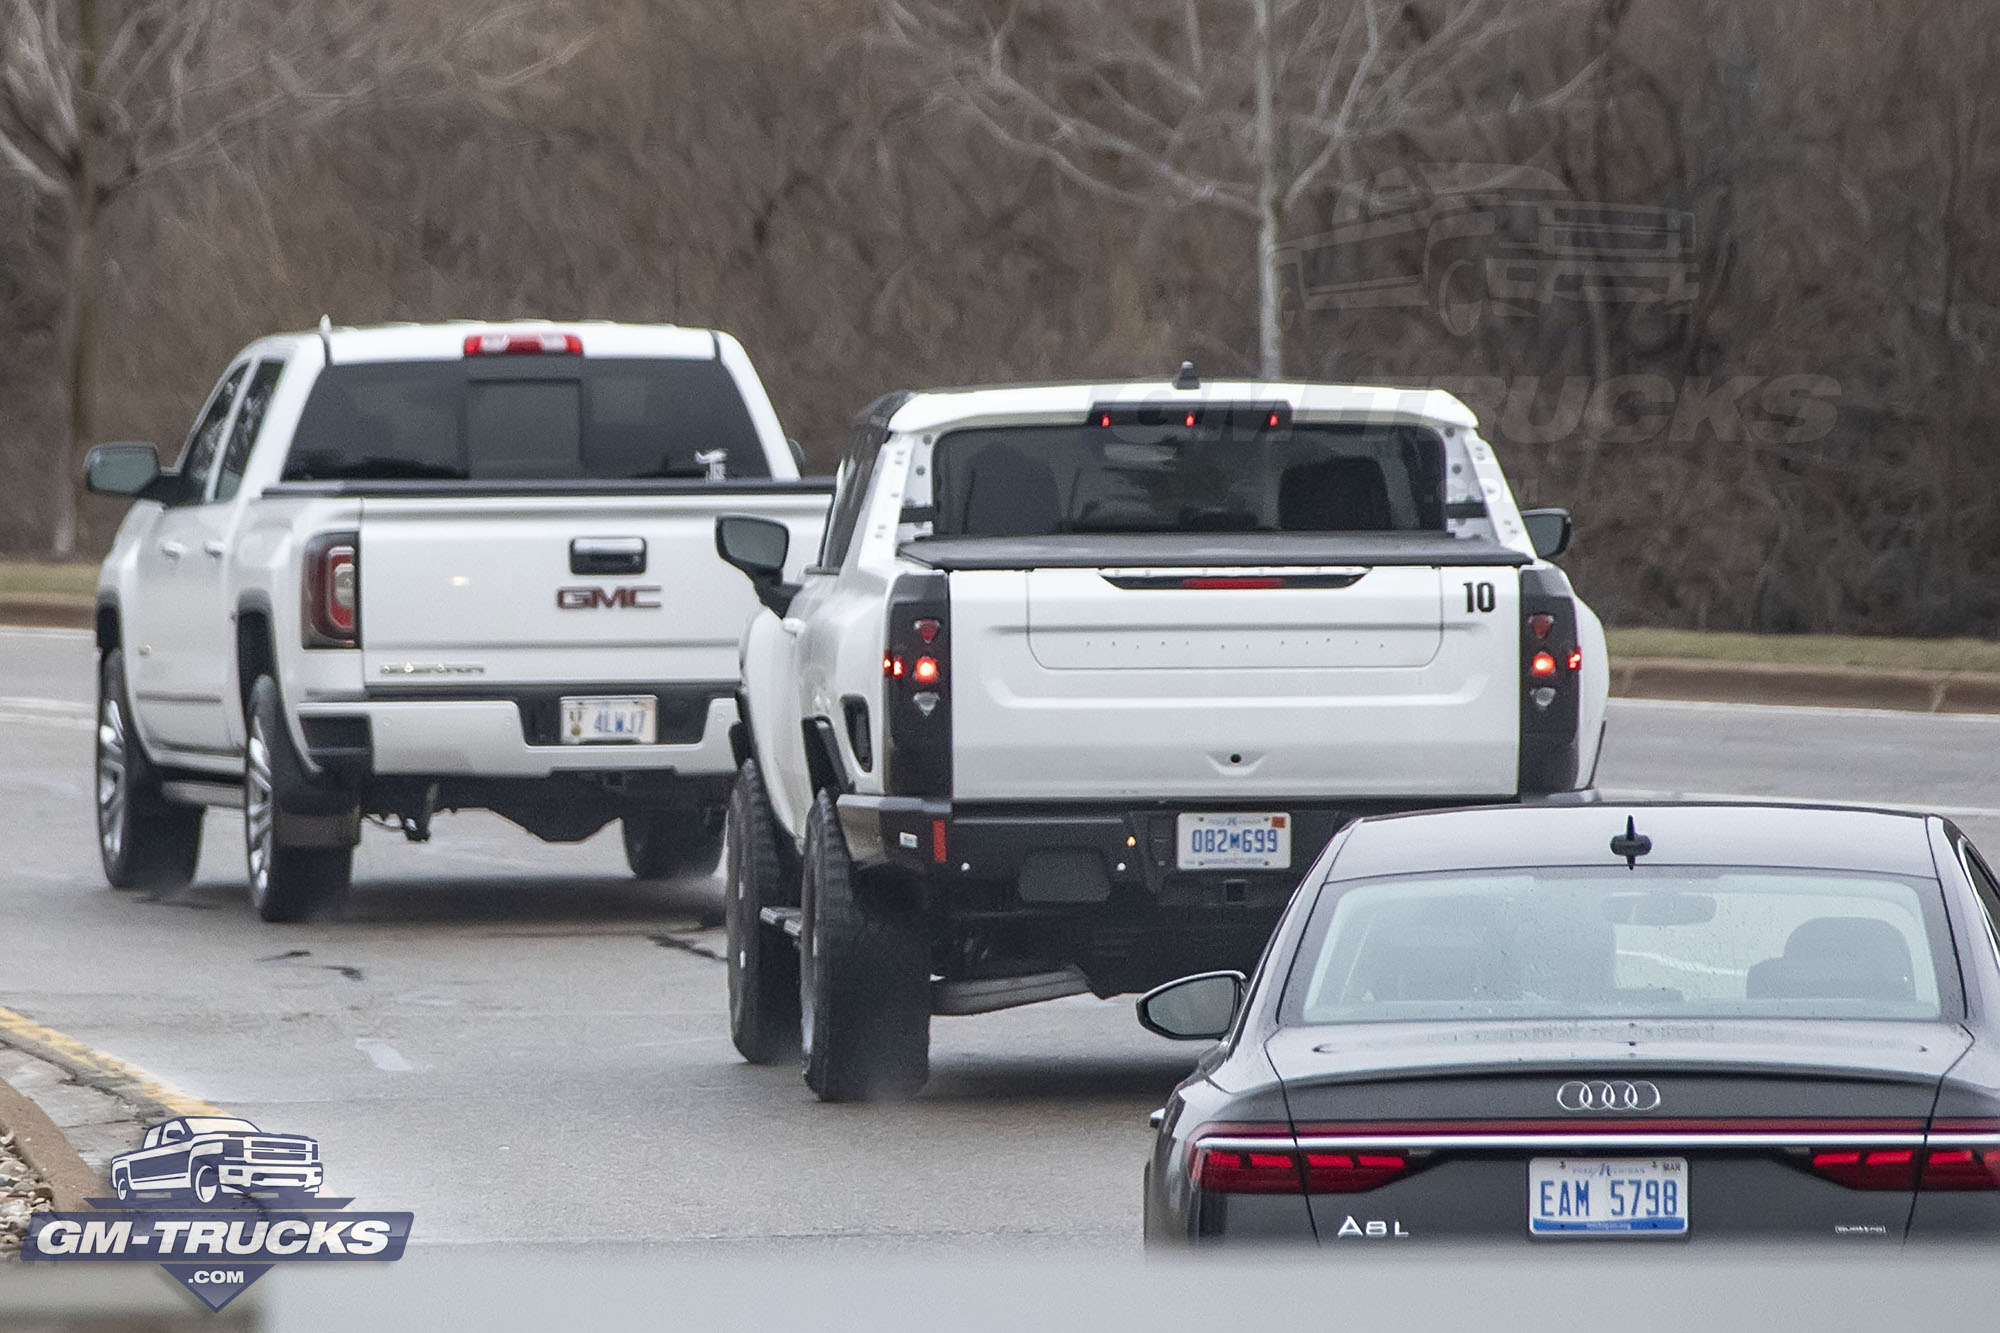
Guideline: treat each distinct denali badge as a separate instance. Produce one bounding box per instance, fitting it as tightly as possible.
[380,662,485,676]
[1556,1080,1662,1112]
[557,586,663,610]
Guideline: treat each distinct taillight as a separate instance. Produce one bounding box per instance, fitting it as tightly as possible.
[303,531,359,649]
[1528,613,1556,639]
[1810,1149,1917,1190]
[884,574,952,797]
[1919,1149,2000,1190]
[1193,1139,1410,1195]
[463,331,582,356]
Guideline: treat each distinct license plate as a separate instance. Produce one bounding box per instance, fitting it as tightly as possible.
[1529,1158,1688,1237]
[1176,812,1291,870]
[559,696,656,745]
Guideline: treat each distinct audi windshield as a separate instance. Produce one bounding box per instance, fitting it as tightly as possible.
[1282,867,1954,1025]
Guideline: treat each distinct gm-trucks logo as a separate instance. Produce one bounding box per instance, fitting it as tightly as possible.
[23,1116,412,1312]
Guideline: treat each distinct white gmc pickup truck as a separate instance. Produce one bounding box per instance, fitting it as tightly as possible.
[86,322,828,921]
[714,370,1608,1099]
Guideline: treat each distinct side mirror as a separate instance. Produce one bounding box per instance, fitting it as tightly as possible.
[1136,970,1246,1042]
[1522,508,1572,560]
[84,443,163,498]
[786,437,807,472]
[716,513,800,617]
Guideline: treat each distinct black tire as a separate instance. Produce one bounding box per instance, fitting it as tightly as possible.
[622,808,726,880]
[245,675,353,923]
[95,648,203,890]
[799,790,930,1102]
[724,761,801,1064]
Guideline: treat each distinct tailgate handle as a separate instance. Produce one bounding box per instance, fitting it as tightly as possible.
[571,537,647,575]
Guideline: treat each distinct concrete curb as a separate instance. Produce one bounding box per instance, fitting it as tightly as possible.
[1612,657,2000,715]
[0,593,92,630]
[0,1076,102,1211]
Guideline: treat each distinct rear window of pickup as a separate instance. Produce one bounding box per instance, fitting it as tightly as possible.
[282,357,768,482]
[929,422,1445,538]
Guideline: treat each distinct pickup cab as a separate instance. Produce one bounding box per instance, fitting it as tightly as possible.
[109,1116,322,1203]
[714,371,1608,1100]
[86,322,829,921]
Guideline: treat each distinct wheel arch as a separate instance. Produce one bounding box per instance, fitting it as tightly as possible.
[235,593,276,719]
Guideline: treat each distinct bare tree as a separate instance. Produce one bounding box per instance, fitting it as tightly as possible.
[878,0,1601,378]
[0,0,581,556]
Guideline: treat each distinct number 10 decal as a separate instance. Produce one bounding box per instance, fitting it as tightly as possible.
[1463,581,1497,613]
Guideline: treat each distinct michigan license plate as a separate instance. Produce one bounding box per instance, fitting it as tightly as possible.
[1176,812,1291,870]
[1529,1158,1688,1237]
[559,696,656,745]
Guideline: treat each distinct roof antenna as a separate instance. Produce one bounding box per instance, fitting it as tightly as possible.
[1610,815,1652,870]
[317,314,334,366]
[1172,360,1199,390]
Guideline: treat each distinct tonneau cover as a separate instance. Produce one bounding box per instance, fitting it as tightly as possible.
[900,532,1530,571]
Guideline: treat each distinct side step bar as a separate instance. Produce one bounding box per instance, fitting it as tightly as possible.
[754,909,1092,1017]
[932,967,1091,1016]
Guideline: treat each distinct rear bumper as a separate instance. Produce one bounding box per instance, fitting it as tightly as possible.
[219,1161,323,1191]
[294,692,739,779]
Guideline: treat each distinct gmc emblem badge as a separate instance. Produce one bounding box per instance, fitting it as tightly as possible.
[556,586,663,610]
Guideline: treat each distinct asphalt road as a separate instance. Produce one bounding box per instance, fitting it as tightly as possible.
[1,625,1997,1251]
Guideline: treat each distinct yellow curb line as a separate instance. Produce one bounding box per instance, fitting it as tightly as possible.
[0,1005,221,1119]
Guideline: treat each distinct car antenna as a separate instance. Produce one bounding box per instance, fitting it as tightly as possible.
[1610,815,1652,870]
[1173,360,1199,390]
[317,314,335,366]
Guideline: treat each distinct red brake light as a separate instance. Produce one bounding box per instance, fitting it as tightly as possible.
[1530,651,1558,677]
[914,618,940,643]
[1567,647,1583,672]
[1921,1148,2000,1190]
[1303,1152,1410,1193]
[1182,576,1285,590]
[1183,412,1197,428]
[1528,613,1555,639]
[1193,1147,1302,1194]
[1098,412,1112,428]
[1811,1149,1919,1190]
[912,656,940,685]
[463,331,582,356]
[1266,411,1281,429]
[302,532,360,648]
[883,655,905,679]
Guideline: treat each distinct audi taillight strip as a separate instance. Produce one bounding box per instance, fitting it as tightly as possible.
[1259,1119,1931,1153]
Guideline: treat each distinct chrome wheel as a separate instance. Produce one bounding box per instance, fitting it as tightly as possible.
[245,712,275,907]
[96,694,128,864]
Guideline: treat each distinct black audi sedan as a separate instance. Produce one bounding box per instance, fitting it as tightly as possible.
[1139,803,2000,1244]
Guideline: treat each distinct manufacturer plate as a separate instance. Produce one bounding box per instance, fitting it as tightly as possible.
[1529,1158,1688,1237]
[1176,812,1291,870]
[560,696,656,745]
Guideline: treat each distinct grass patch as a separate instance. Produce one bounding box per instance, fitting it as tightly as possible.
[0,560,99,599]
[1609,628,2000,674]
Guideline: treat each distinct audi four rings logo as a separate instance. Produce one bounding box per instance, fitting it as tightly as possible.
[1556,1080,1663,1112]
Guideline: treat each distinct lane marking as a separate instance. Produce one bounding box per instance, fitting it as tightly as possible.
[0,696,91,715]
[0,627,93,642]
[1610,697,2000,726]
[0,1004,221,1117]
[1603,789,2000,822]
[354,1037,414,1072]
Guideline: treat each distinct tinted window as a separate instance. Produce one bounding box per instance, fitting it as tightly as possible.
[282,358,766,482]
[930,422,1445,538]
[1284,867,1953,1025]
[816,422,885,568]
[214,360,286,502]
[172,364,247,505]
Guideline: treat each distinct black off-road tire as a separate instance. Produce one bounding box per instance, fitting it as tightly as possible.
[799,790,931,1102]
[245,676,353,923]
[95,649,204,890]
[623,808,726,880]
[724,761,801,1064]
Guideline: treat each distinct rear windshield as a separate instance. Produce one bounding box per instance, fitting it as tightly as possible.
[1283,867,1953,1024]
[929,422,1445,538]
[282,357,767,482]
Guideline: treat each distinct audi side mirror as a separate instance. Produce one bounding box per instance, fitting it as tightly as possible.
[1522,508,1573,560]
[84,443,163,498]
[1137,971,1246,1042]
[716,514,799,617]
